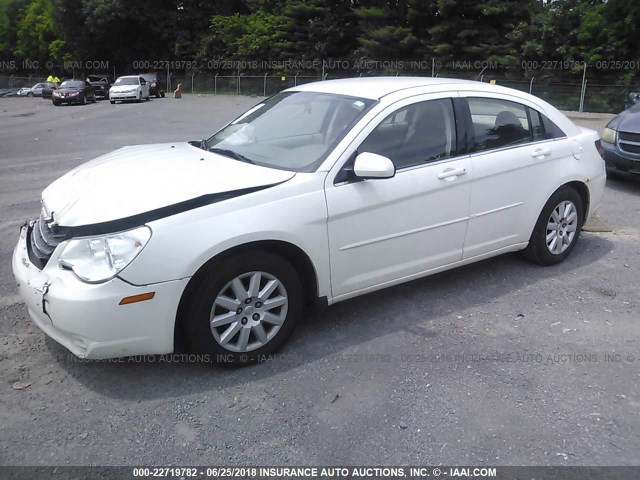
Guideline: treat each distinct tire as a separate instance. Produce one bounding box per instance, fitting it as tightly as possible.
[110,100,115,104]
[160,91,165,98]
[137,93,142,103]
[146,94,150,101]
[27,92,33,97]
[155,92,161,99]
[92,94,96,103]
[184,251,304,365]
[81,94,87,105]
[523,186,584,266]
[52,100,60,106]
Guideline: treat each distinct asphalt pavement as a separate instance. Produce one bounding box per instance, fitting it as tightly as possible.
[0,95,639,467]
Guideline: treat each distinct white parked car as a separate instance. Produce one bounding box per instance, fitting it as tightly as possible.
[109,75,150,103]
[13,77,606,363]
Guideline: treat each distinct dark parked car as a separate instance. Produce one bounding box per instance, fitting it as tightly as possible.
[87,74,112,99]
[42,82,59,99]
[625,92,640,109]
[0,88,21,97]
[139,72,165,98]
[601,102,640,179]
[52,79,97,106]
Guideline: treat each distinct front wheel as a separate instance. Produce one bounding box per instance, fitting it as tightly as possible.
[109,100,115,104]
[184,252,303,364]
[523,186,584,266]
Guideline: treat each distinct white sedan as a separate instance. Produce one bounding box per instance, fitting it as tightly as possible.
[13,77,606,363]
[109,75,150,103]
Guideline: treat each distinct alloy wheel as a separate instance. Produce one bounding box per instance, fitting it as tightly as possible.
[546,200,578,255]
[209,271,288,352]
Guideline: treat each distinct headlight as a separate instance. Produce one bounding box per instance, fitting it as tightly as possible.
[151,82,156,87]
[58,226,151,283]
[601,127,617,144]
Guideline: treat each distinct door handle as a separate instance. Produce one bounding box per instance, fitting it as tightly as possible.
[437,167,467,180]
[531,147,552,158]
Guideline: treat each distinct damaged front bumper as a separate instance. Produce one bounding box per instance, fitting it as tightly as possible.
[12,224,188,359]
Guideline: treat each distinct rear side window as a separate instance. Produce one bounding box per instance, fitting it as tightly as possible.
[468,98,531,152]
[541,114,566,139]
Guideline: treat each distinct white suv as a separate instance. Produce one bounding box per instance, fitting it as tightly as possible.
[12,77,606,363]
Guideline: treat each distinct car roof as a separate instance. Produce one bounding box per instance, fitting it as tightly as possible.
[288,76,522,100]
[117,75,139,79]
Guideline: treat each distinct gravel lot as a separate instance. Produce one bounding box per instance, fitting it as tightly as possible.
[0,95,639,467]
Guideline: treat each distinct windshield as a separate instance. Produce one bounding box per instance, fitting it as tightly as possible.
[140,74,156,82]
[204,91,376,172]
[60,80,84,89]
[114,77,139,85]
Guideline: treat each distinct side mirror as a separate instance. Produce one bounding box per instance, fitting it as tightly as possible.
[353,152,395,179]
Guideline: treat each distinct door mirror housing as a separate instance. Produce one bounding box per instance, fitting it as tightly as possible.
[353,152,395,179]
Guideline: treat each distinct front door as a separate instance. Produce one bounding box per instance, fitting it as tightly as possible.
[325,95,472,299]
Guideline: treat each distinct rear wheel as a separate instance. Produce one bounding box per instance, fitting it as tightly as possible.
[523,186,584,266]
[184,252,303,365]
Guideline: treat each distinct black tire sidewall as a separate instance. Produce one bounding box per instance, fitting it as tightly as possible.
[184,252,304,364]
[527,187,584,266]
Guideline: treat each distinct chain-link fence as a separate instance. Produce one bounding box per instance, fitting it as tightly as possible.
[166,74,322,97]
[2,70,638,114]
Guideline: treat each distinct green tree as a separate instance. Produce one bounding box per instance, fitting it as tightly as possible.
[605,0,640,61]
[280,0,357,61]
[14,0,64,63]
[0,0,28,61]
[203,10,287,61]
[428,0,536,66]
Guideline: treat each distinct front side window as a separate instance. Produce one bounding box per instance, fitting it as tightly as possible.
[204,92,376,172]
[468,98,531,152]
[359,98,457,169]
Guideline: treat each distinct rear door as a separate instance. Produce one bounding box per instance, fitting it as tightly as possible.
[459,94,571,259]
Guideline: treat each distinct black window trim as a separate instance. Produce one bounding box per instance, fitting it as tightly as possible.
[334,96,467,185]
[461,97,567,157]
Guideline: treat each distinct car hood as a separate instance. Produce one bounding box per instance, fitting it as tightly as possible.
[42,143,295,228]
[616,108,640,132]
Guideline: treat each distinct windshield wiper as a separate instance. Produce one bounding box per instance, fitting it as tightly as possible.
[208,147,255,164]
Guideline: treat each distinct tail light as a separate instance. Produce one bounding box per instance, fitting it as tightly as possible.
[595,139,605,160]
